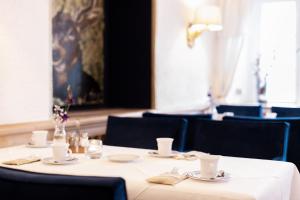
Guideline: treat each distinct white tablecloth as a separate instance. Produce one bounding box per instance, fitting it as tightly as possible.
[0,145,299,200]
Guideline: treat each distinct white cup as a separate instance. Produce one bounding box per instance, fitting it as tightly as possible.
[265,112,277,119]
[30,130,48,146]
[52,143,72,161]
[156,138,174,156]
[199,154,220,179]
[223,112,234,117]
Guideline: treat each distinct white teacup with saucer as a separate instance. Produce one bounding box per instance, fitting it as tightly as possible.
[156,138,174,157]
[199,154,220,179]
[52,143,73,162]
[29,130,48,147]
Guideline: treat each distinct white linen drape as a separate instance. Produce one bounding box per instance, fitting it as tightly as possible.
[296,0,300,103]
[210,0,251,103]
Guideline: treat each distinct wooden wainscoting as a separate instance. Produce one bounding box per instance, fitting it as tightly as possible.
[0,109,144,148]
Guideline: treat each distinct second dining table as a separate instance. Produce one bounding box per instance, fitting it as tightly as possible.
[0,145,299,200]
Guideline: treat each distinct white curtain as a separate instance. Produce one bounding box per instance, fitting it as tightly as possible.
[210,0,251,103]
[296,0,300,103]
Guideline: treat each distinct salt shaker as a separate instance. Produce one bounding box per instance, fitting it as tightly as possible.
[79,132,89,153]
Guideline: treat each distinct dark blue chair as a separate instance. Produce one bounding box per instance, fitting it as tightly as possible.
[142,112,212,151]
[271,107,300,117]
[0,167,127,200]
[104,116,188,151]
[142,112,212,120]
[216,105,263,117]
[224,116,300,167]
[188,119,289,161]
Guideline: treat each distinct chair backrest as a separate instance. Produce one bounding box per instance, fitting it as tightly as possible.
[223,116,300,165]
[142,112,212,120]
[142,112,212,151]
[271,106,300,117]
[104,116,188,151]
[0,167,127,200]
[189,119,289,161]
[216,105,263,117]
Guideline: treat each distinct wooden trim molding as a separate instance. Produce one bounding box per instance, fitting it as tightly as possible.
[0,105,209,148]
[0,109,144,148]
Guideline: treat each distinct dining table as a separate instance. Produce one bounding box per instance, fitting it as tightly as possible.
[0,144,299,200]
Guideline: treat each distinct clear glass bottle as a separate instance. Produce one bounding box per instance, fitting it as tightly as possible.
[68,131,79,153]
[68,119,81,153]
[53,122,67,143]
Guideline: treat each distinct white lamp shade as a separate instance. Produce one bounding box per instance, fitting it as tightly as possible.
[193,5,222,31]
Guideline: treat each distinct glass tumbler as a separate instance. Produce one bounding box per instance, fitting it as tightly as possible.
[86,139,103,159]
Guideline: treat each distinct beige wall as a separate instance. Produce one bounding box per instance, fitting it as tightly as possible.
[0,0,217,125]
[153,0,217,110]
[0,0,52,124]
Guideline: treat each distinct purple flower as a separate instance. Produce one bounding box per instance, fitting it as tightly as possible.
[62,113,69,122]
[53,85,73,123]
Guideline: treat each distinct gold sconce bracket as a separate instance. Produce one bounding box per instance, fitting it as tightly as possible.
[187,23,204,48]
[186,5,223,48]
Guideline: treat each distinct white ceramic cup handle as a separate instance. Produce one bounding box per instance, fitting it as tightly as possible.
[30,138,34,145]
[67,149,72,156]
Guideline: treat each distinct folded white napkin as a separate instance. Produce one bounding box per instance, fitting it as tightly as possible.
[2,156,41,166]
[147,168,187,185]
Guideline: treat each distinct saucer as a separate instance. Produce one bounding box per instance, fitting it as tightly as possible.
[26,142,51,148]
[187,170,230,182]
[107,154,140,163]
[148,150,179,158]
[42,157,79,165]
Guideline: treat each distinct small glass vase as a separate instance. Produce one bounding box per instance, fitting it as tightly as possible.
[86,139,102,159]
[53,121,67,144]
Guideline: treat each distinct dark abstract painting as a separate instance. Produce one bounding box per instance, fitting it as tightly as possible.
[52,0,104,106]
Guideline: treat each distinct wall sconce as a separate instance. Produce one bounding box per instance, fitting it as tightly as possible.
[187,5,223,48]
